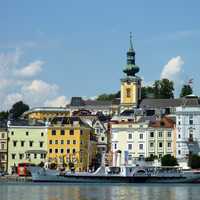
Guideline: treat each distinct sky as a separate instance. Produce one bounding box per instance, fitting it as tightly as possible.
[0,0,200,110]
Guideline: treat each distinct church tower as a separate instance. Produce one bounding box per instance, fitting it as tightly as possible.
[120,33,141,112]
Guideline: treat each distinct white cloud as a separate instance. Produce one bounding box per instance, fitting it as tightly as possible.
[0,49,67,111]
[160,56,184,80]
[16,60,44,77]
[3,93,23,110]
[22,80,58,95]
[44,96,69,107]
[0,49,21,77]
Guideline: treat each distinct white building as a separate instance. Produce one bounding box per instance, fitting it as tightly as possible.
[111,117,175,166]
[176,106,200,160]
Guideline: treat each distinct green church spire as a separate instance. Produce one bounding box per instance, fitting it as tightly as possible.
[123,32,139,77]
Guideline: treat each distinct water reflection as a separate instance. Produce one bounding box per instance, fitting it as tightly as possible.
[0,183,200,200]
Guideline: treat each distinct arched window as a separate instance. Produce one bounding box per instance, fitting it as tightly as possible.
[126,88,131,98]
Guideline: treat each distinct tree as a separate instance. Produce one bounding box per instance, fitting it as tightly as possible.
[161,154,178,166]
[189,154,200,169]
[96,91,120,101]
[0,111,9,120]
[141,79,174,99]
[180,84,193,97]
[9,101,29,119]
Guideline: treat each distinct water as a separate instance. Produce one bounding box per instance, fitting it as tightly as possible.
[0,183,200,200]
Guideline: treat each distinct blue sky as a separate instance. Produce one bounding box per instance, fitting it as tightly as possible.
[0,0,200,110]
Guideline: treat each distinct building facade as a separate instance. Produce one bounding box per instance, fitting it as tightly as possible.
[111,117,175,166]
[0,126,8,172]
[176,106,200,160]
[23,107,70,121]
[47,117,97,172]
[7,120,48,174]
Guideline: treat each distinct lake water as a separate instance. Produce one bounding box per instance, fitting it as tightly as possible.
[0,183,200,200]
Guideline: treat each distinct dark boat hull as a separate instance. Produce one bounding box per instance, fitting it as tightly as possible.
[32,174,199,183]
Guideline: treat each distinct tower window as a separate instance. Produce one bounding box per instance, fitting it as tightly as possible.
[126,88,131,98]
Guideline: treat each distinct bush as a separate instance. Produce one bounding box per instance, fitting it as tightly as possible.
[189,155,200,169]
[161,154,178,166]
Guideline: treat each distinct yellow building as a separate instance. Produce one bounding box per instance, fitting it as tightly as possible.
[23,107,70,121]
[47,117,97,172]
[120,33,141,113]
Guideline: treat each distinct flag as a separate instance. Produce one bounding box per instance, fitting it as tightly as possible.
[188,79,193,85]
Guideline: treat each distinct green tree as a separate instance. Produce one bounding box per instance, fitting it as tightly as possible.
[0,111,9,120]
[141,79,174,99]
[96,91,120,101]
[189,154,200,169]
[9,101,29,119]
[161,154,178,166]
[180,84,193,97]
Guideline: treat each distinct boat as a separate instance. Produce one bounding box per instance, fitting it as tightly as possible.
[28,165,200,183]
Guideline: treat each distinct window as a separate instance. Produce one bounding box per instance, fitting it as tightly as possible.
[61,130,65,135]
[55,149,58,153]
[34,154,37,159]
[40,154,44,159]
[11,131,14,135]
[19,154,24,160]
[2,133,5,138]
[80,140,83,145]
[21,141,25,147]
[70,130,74,135]
[126,88,131,98]
[167,132,171,138]
[72,149,76,154]
[178,134,181,139]
[26,131,29,136]
[101,137,105,141]
[150,132,154,138]
[168,143,171,148]
[1,143,5,149]
[158,132,162,137]
[128,144,132,150]
[52,130,56,135]
[178,150,181,155]
[49,140,52,144]
[189,115,193,125]
[178,121,181,125]
[41,132,44,136]
[67,140,70,144]
[139,144,143,150]
[159,154,162,158]
[150,143,154,147]
[55,140,58,144]
[114,143,117,149]
[139,134,143,139]
[49,149,52,153]
[80,130,83,135]
[29,141,33,147]
[61,140,64,144]
[26,154,30,159]
[128,133,132,140]
[73,140,76,144]
[13,141,17,147]
[40,141,43,148]
[67,149,70,154]
[159,142,163,148]
[60,149,64,154]
[12,154,16,159]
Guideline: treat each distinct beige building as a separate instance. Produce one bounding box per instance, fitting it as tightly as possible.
[7,120,48,174]
[111,117,176,166]
[0,125,8,172]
